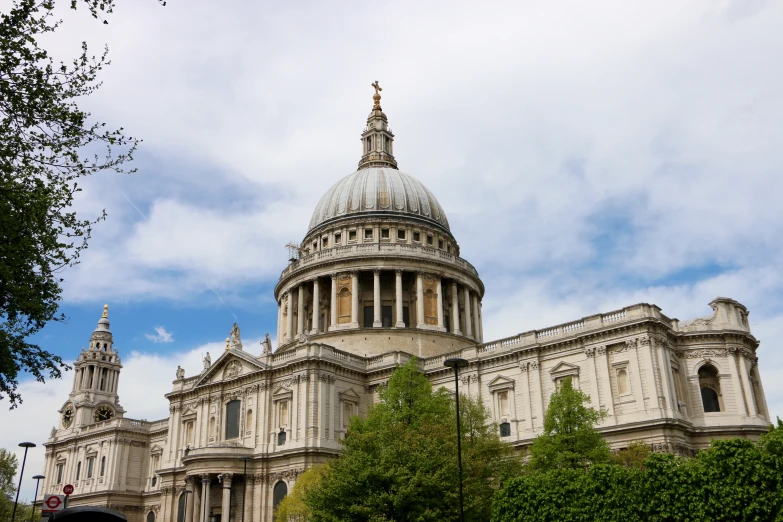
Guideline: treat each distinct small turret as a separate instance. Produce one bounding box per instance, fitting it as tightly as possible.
[357,81,398,170]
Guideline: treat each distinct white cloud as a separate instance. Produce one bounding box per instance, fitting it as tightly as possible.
[145,326,174,344]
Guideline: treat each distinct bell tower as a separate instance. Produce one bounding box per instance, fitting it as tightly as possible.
[64,305,125,428]
[358,81,398,170]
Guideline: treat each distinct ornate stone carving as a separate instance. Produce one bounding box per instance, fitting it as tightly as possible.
[676,349,729,359]
[223,360,242,380]
[319,373,336,383]
[639,336,651,347]
[596,345,607,356]
[584,347,595,357]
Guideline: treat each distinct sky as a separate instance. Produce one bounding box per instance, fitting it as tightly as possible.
[3,0,783,502]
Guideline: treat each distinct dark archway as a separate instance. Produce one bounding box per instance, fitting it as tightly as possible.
[273,481,288,512]
[176,491,187,522]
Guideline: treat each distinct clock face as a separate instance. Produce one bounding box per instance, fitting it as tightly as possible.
[94,405,114,422]
[62,408,74,428]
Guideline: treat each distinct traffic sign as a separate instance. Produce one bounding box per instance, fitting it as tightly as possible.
[42,494,65,514]
[63,484,74,495]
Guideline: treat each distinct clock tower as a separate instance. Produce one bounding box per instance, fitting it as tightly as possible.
[60,305,125,429]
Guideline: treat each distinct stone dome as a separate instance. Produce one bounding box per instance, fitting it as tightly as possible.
[308,168,450,233]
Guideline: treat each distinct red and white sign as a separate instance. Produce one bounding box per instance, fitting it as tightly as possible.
[63,484,74,495]
[42,494,65,514]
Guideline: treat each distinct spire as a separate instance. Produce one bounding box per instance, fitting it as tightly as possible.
[358,81,398,170]
[90,303,114,350]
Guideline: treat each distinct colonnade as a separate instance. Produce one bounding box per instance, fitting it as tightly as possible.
[73,364,120,394]
[277,269,483,345]
[183,472,276,522]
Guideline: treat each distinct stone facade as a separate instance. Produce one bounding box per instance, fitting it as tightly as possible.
[40,92,770,522]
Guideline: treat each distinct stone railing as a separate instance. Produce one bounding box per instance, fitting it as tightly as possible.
[279,242,479,280]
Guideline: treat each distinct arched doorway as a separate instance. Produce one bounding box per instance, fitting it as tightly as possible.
[273,481,288,512]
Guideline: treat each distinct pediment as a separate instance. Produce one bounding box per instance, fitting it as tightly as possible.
[150,444,164,455]
[487,375,515,391]
[339,388,361,402]
[272,386,293,401]
[194,349,268,387]
[550,361,580,376]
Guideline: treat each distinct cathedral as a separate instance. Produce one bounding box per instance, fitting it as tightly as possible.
[40,86,770,522]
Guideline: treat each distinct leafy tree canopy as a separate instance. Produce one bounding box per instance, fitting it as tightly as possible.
[0,448,19,519]
[275,464,329,522]
[0,0,140,407]
[528,376,610,471]
[305,358,521,522]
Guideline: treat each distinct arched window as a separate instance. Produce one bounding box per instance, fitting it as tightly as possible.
[699,364,722,413]
[424,289,437,325]
[76,461,81,481]
[617,368,630,395]
[225,400,241,439]
[100,456,106,476]
[147,512,155,522]
[246,409,253,435]
[177,492,187,522]
[273,481,288,512]
[338,287,351,324]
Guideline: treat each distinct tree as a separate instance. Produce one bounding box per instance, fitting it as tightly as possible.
[0,448,19,520]
[0,0,140,407]
[610,440,651,469]
[275,464,329,522]
[305,358,520,522]
[528,376,610,471]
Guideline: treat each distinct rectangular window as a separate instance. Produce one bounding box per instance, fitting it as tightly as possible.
[185,421,194,445]
[225,400,241,439]
[343,402,354,428]
[382,306,392,327]
[438,239,444,249]
[56,464,64,484]
[397,229,406,240]
[322,237,329,248]
[413,231,421,242]
[279,401,289,426]
[364,306,374,328]
[312,241,318,251]
[381,228,390,239]
[427,235,434,245]
[402,306,410,327]
[364,228,373,239]
[348,230,357,241]
[87,457,94,478]
[498,391,510,418]
[334,233,342,244]
[76,462,81,481]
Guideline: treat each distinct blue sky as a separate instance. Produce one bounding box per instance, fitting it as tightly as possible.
[4,0,783,501]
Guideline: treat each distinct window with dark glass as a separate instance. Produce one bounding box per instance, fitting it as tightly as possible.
[273,481,288,511]
[365,228,373,239]
[402,306,410,327]
[152,476,157,486]
[397,229,406,240]
[427,235,433,245]
[413,231,420,242]
[364,306,374,328]
[499,422,511,437]
[382,306,392,327]
[335,233,342,244]
[177,492,187,522]
[225,400,241,439]
[101,456,106,476]
[87,457,94,478]
[147,512,156,522]
[322,237,328,248]
[76,461,81,481]
[278,430,287,446]
[349,230,357,241]
[438,239,444,249]
[381,228,390,239]
[698,365,722,413]
[56,464,64,484]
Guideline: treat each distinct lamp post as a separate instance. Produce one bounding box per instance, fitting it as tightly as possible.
[444,358,468,522]
[30,475,45,522]
[241,456,251,522]
[183,489,192,522]
[11,442,36,522]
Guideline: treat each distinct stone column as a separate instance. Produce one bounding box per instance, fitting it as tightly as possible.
[472,293,480,341]
[186,476,196,522]
[451,281,462,335]
[395,270,405,328]
[297,284,305,336]
[373,269,382,327]
[727,349,747,415]
[276,300,283,346]
[285,291,293,343]
[436,276,444,330]
[416,272,425,328]
[311,278,321,334]
[463,287,473,338]
[200,476,210,522]
[193,481,201,522]
[244,475,254,522]
[330,274,338,331]
[350,271,359,327]
[477,303,484,342]
[738,354,758,416]
[596,346,615,418]
[221,473,233,522]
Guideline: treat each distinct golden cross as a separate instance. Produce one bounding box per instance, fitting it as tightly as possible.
[371,81,382,95]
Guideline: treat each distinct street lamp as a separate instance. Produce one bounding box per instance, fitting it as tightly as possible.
[182,489,192,522]
[444,358,468,522]
[11,442,36,522]
[240,456,252,522]
[30,475,45,522]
